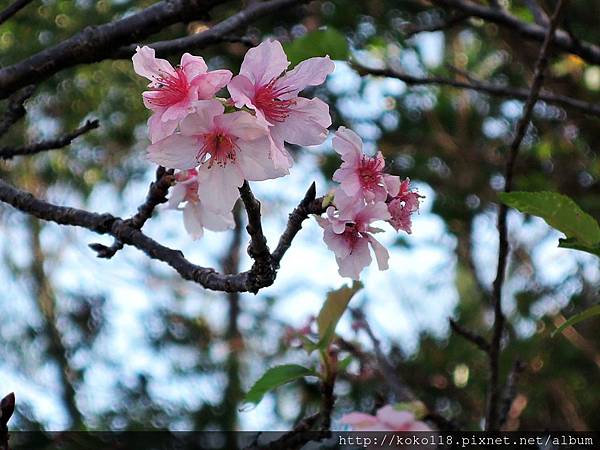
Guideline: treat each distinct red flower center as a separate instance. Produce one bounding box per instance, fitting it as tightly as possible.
[148,67,189,107]
[253,79,296,123]
[358,156,385,190]
[197,130,239,168]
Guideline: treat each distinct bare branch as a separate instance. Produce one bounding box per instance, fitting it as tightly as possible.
[0,0,225,99]
[351,308,416,402]
[400,13,469,38]
[0,120,99,160]
[0,0,34,26]
[112,0,306,58]
[431,0,600,65]
[271,182,322,268]
[90,166,174,258]
[239,181,275,293]
[353,64,600,118]
[487,0,567,432]
[449,318,491,353]
[0,175,325,293]
[0,85,35,139]
[498,359,526,430]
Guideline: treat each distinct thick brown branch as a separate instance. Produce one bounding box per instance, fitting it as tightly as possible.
[354,65,600,118]
[0,0,34,26]
[0,120,99,160]
[239,181,275,293]
[113,0,306,58]
[0,176,324,293]
[487,0,567,432]
[0,85,35,139]
[431,0,600,65]
[90,166,174,258]
[0,0,223,99]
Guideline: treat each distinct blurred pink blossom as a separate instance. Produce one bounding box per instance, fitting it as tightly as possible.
[387,178,421,234]
[341,405,431,432]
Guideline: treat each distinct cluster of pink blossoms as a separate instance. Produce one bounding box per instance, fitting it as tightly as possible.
[317,127,421,280]
[133,39,420,279]
[133,40,334,235]
[341,404,431,432]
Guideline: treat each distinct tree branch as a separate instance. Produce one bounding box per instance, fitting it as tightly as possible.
[486,0,567,432]
[0,0,224,99]
[353,65,600,118]
[0,393,15,450]
[449,318,491,353]
[0,0,34,26]
[0,85,35,139]
[271,182,323,268]
[0,175,325,293]
[89,166,174,258]
[431,0,600,65]
[239,181,275,293]
[0,120,99,160]
[112,0,306,58]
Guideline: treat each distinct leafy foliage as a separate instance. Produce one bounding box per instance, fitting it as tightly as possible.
[243,364,318,406]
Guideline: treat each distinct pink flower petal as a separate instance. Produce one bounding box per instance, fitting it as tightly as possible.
[274,56,335,99]
[180,100,223,136]
[366,235,389,271]
[147,134,199,169]
[376,406,415,430]
[180,53,208,79]
[216,111,268,141]
[337,237,371,280]
[183,202,206,240]
[227,74,257,109]
[239,39,290,87]
[132,46,175,81]
[196,163,244,214]
[147,113,179,143]
[270,97,331,146]
[194,69,232,99]
[332,126,363,164]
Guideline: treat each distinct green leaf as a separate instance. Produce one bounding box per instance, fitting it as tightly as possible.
[552,305,600,337]
[317,281,362,349]
[243,364,318,406]
[338,355,354,372]
[284,28,349,66]
[558,237,600,257]
[499,191,600,246]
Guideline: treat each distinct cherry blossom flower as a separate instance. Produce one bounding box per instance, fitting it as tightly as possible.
[317,196,390,280]
[332,126,400,203]
[133,46,232,143]
[168,169,234,239]
[148,100,284,214]
[341,405,431,432]
[387,178,421,234]
[228,40,335,170]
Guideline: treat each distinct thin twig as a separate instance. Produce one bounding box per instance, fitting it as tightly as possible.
[449,318,491,353]
[431,0,599,65]
[0,0,34,26]
[353,65,600,118]
[0,120,99,160]
[89,166,174,258]
[486,0,567,431]
[350,308,415,402]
